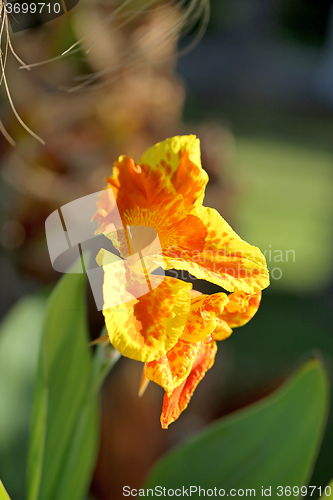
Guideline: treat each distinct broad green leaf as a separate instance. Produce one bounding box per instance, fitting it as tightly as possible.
[321,481,333,500]
[0,481,11,500]
[27,270,98,500]
[145,360,329,499]
[0,295,47,500]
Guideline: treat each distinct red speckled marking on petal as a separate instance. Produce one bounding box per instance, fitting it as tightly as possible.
[160,339,217,429]
[102,272,192,362]
[180,292,229,343]
[164,206,269,294]
[145,339,200,395]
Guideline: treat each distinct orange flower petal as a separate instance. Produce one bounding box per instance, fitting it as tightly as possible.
[96,155,208,263]
[160,339,217,429]
[94,155,177,232]
[145,339,200,396]
[146,291,230,394]
[96,136,208,231]
[146,291,229,394]
[225,291,250,313]
[107,156,177,217]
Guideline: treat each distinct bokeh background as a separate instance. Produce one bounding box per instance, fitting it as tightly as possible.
[0,0,333,499]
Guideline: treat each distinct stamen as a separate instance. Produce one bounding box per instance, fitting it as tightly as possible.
[88,334,109,346]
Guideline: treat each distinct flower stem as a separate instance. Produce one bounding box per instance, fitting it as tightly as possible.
[86,329,121,402]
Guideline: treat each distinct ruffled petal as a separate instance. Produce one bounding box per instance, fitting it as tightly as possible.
[99,249,192,362]
[160,339,217,429]
[145,339,200,396]
[94,155,178,232]
[164,206,269,294]
[224,291,251,313]
[217,291,262,330]
[146,290,230,394]
[107,156,177,216]
[211,318,233,341]
[146,291,228,394]
[180,292,229,343]
[140,135,208,210]
[95,155,208,263]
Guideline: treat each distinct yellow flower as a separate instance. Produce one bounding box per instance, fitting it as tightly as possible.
[94,135,269,427]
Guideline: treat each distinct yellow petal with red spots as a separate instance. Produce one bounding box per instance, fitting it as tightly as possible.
[145,339,200,396]
[225,291,250,313]
[217,291,262,330]
[146,291,230,394]
[164,206,269,294]
[140,135,208,210]
[180,292,229,343]
[99,249,192,362]
[160,339,217,429]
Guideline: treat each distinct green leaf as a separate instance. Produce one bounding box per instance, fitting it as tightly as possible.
[26,271,98,500]
[55,336,120,500]
[54,399,98,500]
[0,295,47,500]
[26,364,48,500]
[321,481,333,500]
[0,481,11,500]
[145,360,329,498]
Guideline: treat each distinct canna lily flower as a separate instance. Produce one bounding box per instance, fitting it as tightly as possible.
[94,135,269,427]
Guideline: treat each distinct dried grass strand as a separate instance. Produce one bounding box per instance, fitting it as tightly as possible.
[63,0,208,92]
[0,1,44,144]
